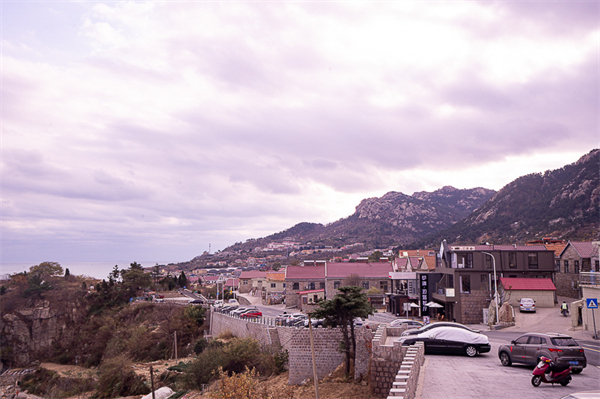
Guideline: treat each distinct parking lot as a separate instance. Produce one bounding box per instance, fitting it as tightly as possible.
[416,338,600,399]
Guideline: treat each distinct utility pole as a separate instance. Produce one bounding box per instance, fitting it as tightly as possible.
[482,252,500,324]
[150,366,156,399]
[308,314,320,399]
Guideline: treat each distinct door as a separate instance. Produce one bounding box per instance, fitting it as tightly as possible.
[525,336,544,364]
[511,336,529,363]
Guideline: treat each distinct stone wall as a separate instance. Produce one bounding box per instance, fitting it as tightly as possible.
[460,289,489,324]
[370,325,425,399]
[210,312,373,384]
[555,273,580,298]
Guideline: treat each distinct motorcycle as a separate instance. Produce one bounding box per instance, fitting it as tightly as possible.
[562,308,569,317]
[531,356,572,387]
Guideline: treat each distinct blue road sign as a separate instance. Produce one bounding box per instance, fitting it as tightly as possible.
[586,298,598,309]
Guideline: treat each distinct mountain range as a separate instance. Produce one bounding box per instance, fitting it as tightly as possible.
[221,149,599,256]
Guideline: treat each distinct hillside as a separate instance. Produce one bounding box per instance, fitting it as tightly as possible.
[224,186,495,253]
[412,149,600,247]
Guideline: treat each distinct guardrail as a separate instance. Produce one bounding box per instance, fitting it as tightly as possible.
[579,272,600,286]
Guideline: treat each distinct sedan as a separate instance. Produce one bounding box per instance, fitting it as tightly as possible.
[519,298,536,313]
[498,333,586,373]
[398,326,491,357]
[401,322,480,337]
[239,310,263,318]
[390,318,424,329]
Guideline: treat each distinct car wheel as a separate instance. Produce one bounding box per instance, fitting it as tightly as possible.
[500,352,512,366]
[531,375,541,387]
[572,369,583,374]
[465,345,477,357]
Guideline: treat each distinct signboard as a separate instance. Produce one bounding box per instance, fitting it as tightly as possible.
[420,274,430,316]
[389,272,417,280]
[446,288,455,297]
[407,280,418,299]
[586,298,598,309]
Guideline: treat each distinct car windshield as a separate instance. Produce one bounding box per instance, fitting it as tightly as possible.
[551,338,579,347]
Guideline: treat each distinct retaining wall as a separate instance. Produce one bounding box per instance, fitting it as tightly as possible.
[210,312,373,384]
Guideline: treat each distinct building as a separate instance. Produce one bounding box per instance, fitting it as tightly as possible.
[285,264,326,308]
[238,271,268,294]
[433,241,556,324]
[557,241,598,298]
[499,277,556,308]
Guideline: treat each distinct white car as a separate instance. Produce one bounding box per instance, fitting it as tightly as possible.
[390,318,424,328]
[519,298,536,312]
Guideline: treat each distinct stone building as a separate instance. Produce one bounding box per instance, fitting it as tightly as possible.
[556,241,598,298]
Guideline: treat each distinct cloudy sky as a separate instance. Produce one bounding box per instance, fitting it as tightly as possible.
[1,1,598,266]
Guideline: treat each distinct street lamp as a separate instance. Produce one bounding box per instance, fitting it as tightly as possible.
[482,252,499,324]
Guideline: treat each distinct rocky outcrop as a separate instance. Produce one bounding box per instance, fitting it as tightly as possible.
[1,298,87,369]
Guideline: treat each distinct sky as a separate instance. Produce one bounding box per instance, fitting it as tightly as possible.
[1,1,599,267]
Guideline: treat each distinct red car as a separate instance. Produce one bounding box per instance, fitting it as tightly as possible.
[240,310,263,318]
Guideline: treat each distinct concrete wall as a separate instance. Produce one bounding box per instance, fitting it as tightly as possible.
[581,285,600,335]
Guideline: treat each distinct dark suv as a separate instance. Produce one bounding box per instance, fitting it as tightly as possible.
[498,333,586,373]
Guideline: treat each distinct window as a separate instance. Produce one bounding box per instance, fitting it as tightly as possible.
[243,280,248,285]
[334,281,341,289]
[308,282,315,290]
[515,336,528,345]
[528,336,542,345]
[460,275,470,293]
[596,260,599,272]
[574,260,580,274]
[293,282,299,290]
[271,283,276,288]
[564,260,569,273]
[458,253,473,268]
[380,281,388,292]
[319,282,325,289]
[509,252,517,269]
[485,254,493,269]
[481,274,488,283]
[555,260,560,271]
[528,253,538,269]
[313,294,319,303]
[362,281,370,290]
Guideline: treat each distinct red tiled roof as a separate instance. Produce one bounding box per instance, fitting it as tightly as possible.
[327,262,392,278]
[499,277,556,291]
[297,289,325,295]
[239,271,268,279]
[225,278,238,287]
[267,271,285,281]
[286,265,325,280]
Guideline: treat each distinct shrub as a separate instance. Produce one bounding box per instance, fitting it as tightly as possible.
[20,368,95,398]
[94,356,150,398]
[193,337,209,354]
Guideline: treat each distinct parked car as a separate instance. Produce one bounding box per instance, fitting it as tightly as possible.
[519,298,536,313]
[287,313,308,326]
[498,333,586,373]
[240,310,263,318]
[391,318,424,329]
[401,322,479,337]
[398,326,491,357]
[275,313,293,326]
[232,307,257,317]
[354,317,365,327]
[304,317,326,328]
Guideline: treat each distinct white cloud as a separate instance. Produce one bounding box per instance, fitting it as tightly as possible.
[1,1,598,264]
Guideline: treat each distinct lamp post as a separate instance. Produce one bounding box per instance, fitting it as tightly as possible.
[482,252,499,324]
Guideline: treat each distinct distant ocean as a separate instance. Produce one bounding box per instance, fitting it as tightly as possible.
[0,261,171,280]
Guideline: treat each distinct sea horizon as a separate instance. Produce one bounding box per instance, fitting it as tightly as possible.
[0,260,179,280]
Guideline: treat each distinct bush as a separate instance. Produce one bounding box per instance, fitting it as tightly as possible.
[20,368,95,398]
[194,337,209,354]
[94,356,150,398]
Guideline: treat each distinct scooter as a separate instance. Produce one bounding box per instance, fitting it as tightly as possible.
[531,356,572,387]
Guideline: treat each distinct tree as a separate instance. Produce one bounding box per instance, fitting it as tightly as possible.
[130,262,143,270]
[64,268,70,277]
[178,271,188,288]
[121,266,152,299]
[29,262,63,278]
[310,286,374,377]
[368,251,383,262]
[272,262,281,271]
[110,265,120,284]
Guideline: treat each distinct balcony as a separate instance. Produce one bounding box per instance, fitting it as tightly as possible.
[579,272,600,286]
